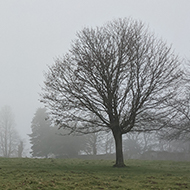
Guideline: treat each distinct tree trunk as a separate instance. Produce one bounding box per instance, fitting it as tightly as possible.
[112,130,126,167]
[92,144,97,155]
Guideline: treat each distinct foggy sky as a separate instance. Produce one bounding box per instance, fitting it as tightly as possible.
[0,0,190,146]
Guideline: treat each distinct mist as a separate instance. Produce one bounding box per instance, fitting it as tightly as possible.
[0,0,190,155]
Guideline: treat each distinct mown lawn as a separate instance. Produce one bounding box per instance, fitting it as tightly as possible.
[0,157,189,190]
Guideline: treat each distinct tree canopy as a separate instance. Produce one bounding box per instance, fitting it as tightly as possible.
[41,18,183,167]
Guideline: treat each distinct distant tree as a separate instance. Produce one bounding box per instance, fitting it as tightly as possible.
[29,108,84,158]
[123,132,158,159]
[41,18,183,167]
[0,106,20,157]
[102,131,114,154]
[123,133,142,159]
[49,127,84,158]
[82,132,105,155]
[29,107,51,157]
[17,140,24,158]
[80,131,114,155]
[81,133,98,155]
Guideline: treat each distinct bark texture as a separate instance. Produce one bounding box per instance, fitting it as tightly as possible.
[113,130,126,167]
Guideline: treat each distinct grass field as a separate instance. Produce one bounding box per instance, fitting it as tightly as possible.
[0,157,189,190]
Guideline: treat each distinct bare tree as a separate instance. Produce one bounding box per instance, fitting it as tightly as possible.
[123,132,159,159]
[161,86,190,141]
[17,140,24,158]
[0,106,19,157]
[41,18,183,167]
[82,133,99,155]
[81,131,114,155]
[161,61,190,141]
[103,131,114,154]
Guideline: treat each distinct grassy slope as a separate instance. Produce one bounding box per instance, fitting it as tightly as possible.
[0,158,189,190]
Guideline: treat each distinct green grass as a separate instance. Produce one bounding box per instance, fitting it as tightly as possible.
[0,157,189,190]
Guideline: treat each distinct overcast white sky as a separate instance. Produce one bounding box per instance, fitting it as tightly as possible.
[0,0,190,146]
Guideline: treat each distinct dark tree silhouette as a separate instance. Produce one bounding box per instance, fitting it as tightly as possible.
[41,18,183,167]
[29,107,52,157]
[29,107,84,158]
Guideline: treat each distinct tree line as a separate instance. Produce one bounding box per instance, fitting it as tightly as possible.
[29,107,115,158]
[29,107,190,160]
